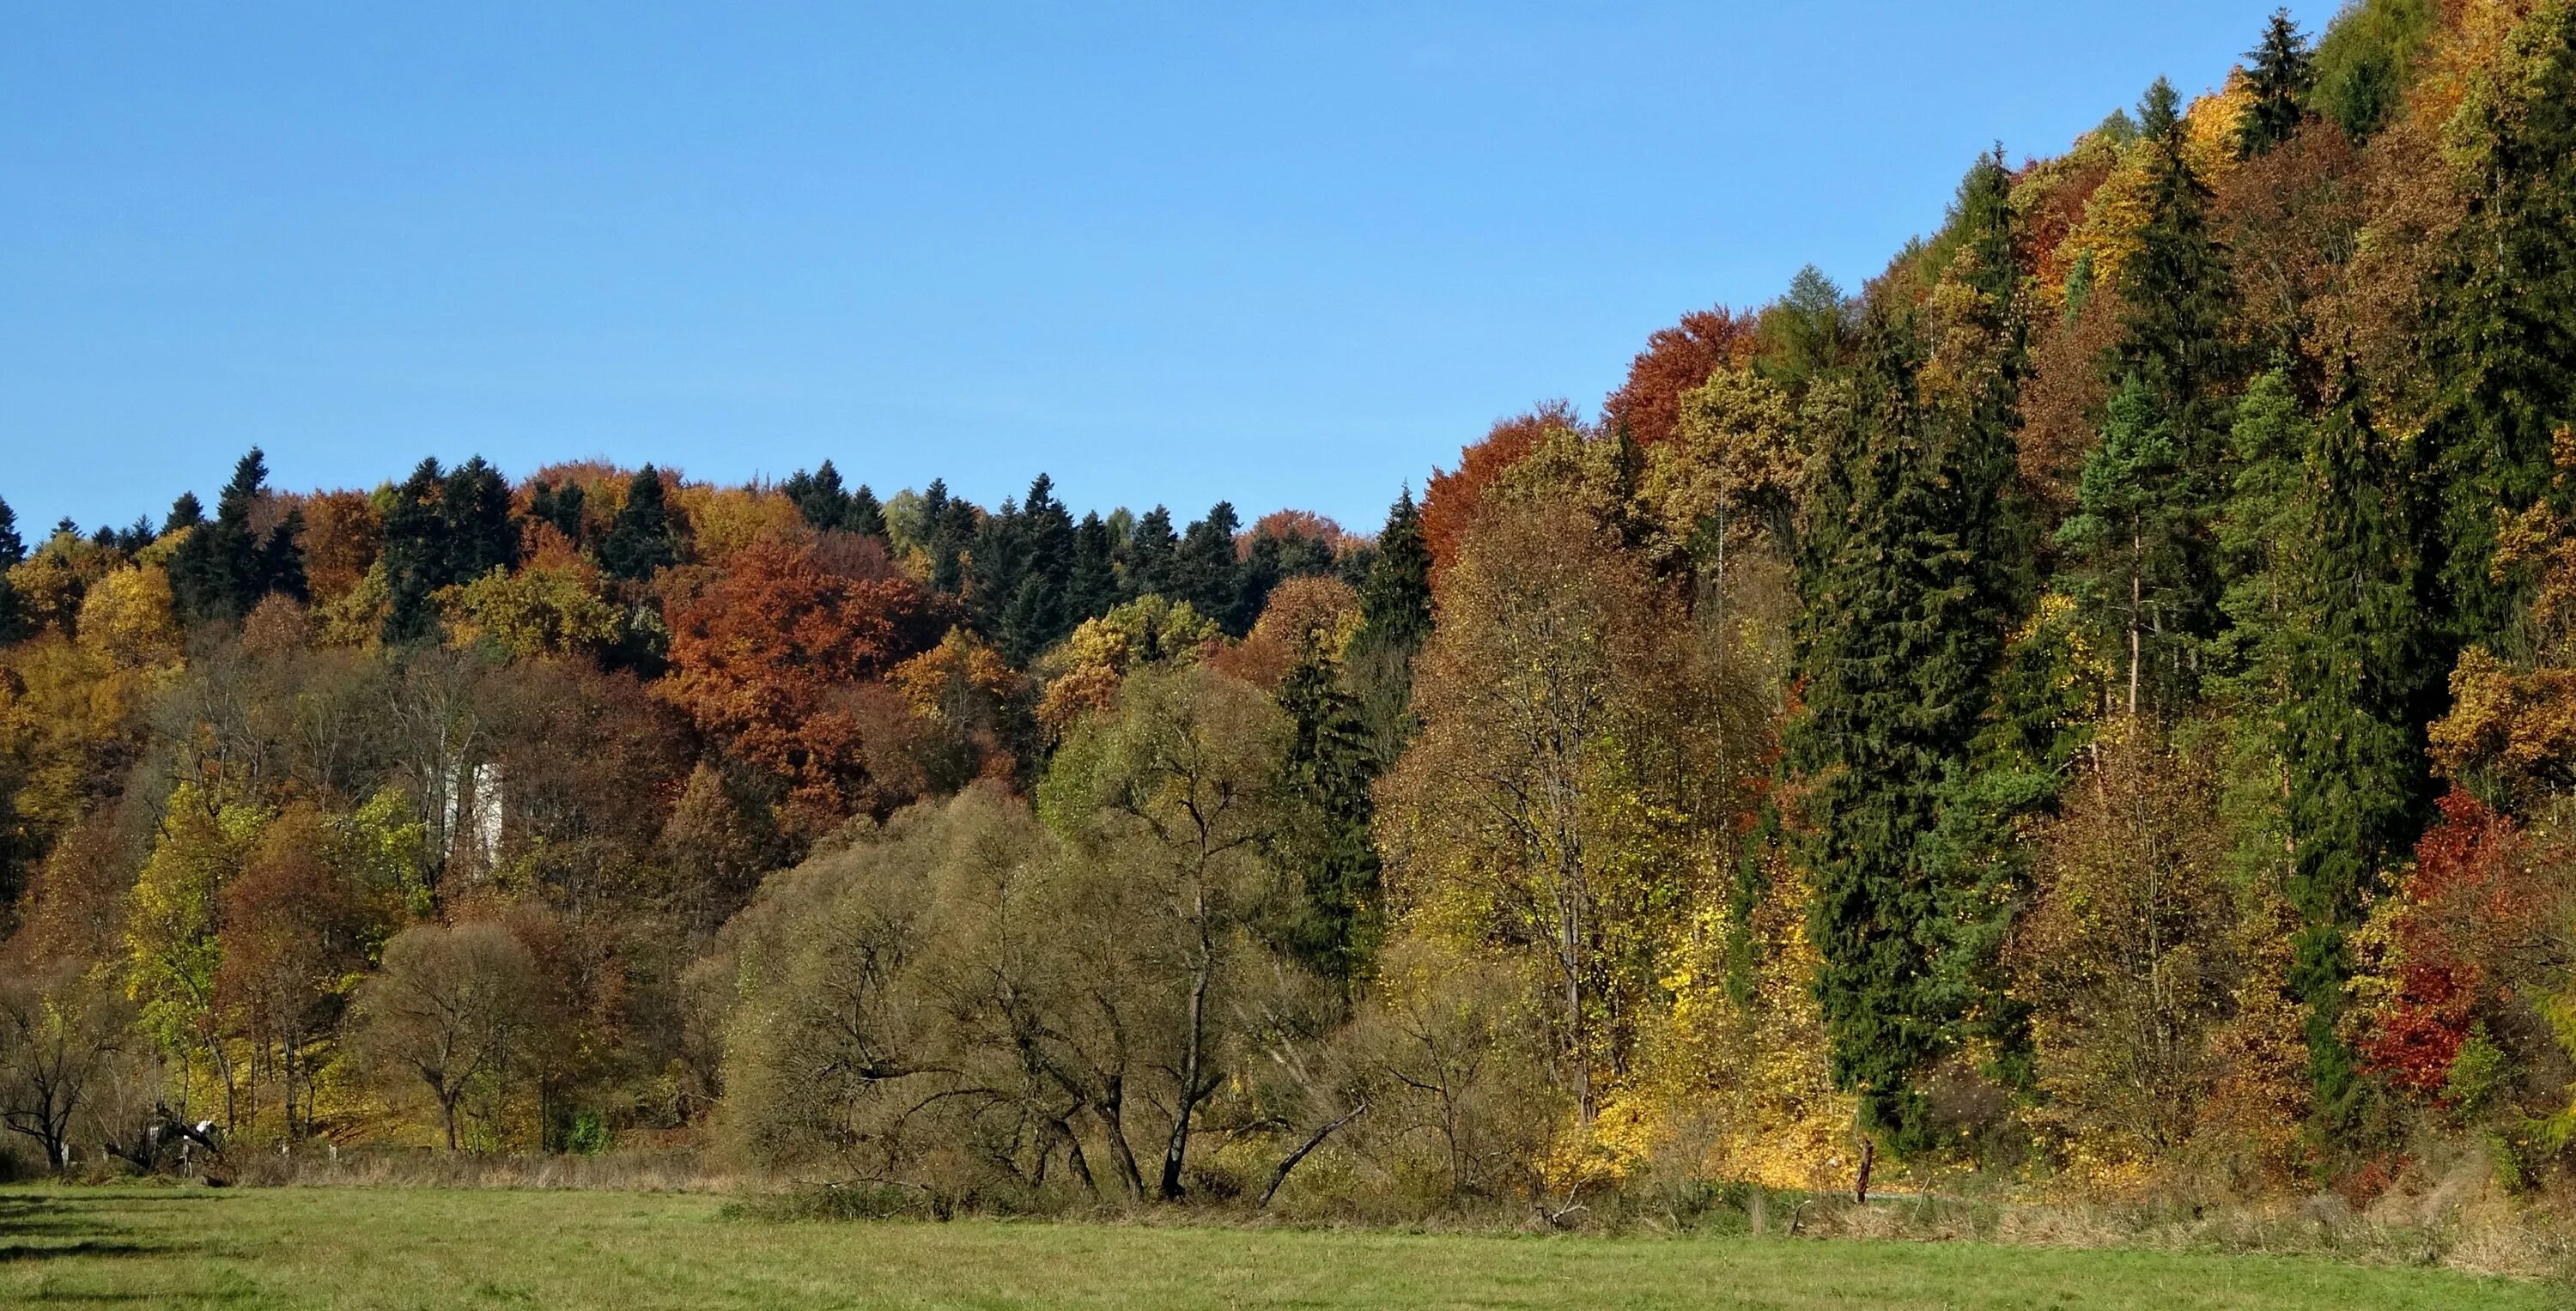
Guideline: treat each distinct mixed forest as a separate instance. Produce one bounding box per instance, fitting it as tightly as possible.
[5,0,2576,1221]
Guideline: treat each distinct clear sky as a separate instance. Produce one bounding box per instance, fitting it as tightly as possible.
[3,2,2303,534]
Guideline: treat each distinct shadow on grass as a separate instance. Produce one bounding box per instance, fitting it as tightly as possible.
[0,1193,206,1266]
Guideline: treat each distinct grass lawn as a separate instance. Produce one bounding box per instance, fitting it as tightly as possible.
[0,1184,2555,1309]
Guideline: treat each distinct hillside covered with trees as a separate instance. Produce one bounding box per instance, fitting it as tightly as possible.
[6,0,2576,1220]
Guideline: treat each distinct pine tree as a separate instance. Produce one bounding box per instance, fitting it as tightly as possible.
[0,496,22,567]
[1789,306,2016,1153]
[2211,367,2311,701]
[2237,9,2314,159]
[2284,359,2426,1138]
[165,491,204,532]
[2121,77,2241,480]
[1273,632,1382,983]
[601,465,679,583]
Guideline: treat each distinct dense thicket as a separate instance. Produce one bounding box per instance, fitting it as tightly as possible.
[7,0,2576,1222]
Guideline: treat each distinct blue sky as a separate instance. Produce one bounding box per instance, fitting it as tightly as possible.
[3,2,2300,533]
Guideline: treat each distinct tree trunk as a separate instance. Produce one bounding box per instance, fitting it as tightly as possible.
[1094,1083,1146,1201]
[1260,1102,1367,1209]
[1158,911,1215,1201]
[1855,1137,1875,1205]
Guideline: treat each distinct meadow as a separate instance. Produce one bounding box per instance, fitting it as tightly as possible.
[0,1184,2555,1310]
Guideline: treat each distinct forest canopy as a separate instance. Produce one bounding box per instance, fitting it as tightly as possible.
[6,0,2576,1222]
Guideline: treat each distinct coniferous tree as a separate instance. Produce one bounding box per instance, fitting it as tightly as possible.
[2421,5,2576,652]
[1273,632,1382,983]
[1789,305,2016,1155]
[440,456,518,584]
[601,465,679,583]
[917,479,977,596]
[528,477,587,544]
[1066,511,1121,622]
[847,483,887,540]
[2284,359,2426,1138]
[169,447,306,625]
[783,460,854,532]
[2063,79,2240,714]
[2058,379,2200,715]
[2237,9,2314,159]
[1174,502,1247,634]
[0,495,23,641]
[1919,150,2044,1095]
[1122,505,1179,598]
[165,491,204,532]
[1355,489,1431,653]
[381,457,450,644]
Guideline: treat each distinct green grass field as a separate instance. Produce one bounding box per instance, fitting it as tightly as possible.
[0,1184,2554,1309]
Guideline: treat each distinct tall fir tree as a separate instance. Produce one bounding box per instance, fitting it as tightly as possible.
[1355,489,1431,652]
[381,458,450,644]
[2064,78,2241,714]
[600,465,680,583]
[1789,303,2018,1154]
[2421,3,2576,652]
[2238,9,2315,159]
[847,483,886,540]
[1272,632,1383,984]
[2284,358,2427,1139]
[1174,501,1248,634]
[0,495,23,642]
[1066,511,1121,622]
[169,447,307,625]
[1121,505,1180,599]
[440,456,518,584]
[782,460,854,532]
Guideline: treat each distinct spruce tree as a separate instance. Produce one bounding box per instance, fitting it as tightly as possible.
[1273,632,1383,983]
[1789,305,2015,1153]
[1122,506,1179,598]
[381,458,449,644]
[847,483,886,540]
[2057,378,2199,715]
[1066,511,1121,622]
[2237,9,2314,159]
[165,491,204,532]
[917,479,976,595]
[2064,78,2240,713]
[170,447,305,624]
[528,478,587,544]
[441,456,518,583]
[2284,359,2425,1138]
[2421,4,2576,652]
[783,460,854,531]
[0,495,23,642]
[1355,489,1431,652]
[601,465,679,583]
[1174,502,1247,634]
